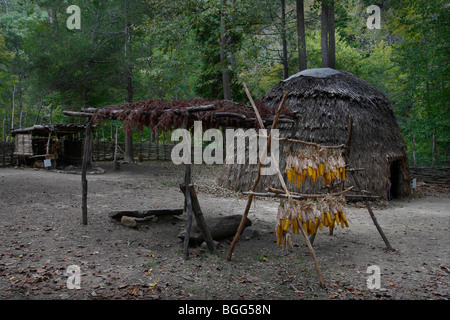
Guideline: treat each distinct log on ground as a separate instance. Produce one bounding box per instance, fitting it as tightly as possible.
[178,214,252,246]
[109,208,184,220]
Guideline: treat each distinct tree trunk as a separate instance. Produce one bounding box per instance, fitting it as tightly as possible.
[124,0,134,163]
[281,0,289,79]
[220,0,232,100]
[296,0,307,71]
[11,84,15,131]
[327,0,335,69]
[47,8,56,24]
[320,0,329,68]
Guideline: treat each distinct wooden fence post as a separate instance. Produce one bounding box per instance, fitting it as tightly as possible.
[81,117,94,225]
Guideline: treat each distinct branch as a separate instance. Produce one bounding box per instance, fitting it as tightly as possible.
[267,186,354,198]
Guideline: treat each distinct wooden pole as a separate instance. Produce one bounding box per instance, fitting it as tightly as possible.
[181,118,194,260]
[432,129,436,169]
[81,117,93,225]
[2,119,5,166]
[343,117,393,251]
[113,126,119,170]
[240,85,325,287]
[276,137,345,150]
[227,86,287,261]
[351,171,394,252]
[179,183,218,255]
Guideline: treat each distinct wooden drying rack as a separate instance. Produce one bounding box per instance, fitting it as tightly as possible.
[226,85,394,288]
[66,85,393,276]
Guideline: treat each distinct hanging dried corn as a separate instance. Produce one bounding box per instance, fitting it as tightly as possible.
[284,147,346,190]
[276,196,349,247]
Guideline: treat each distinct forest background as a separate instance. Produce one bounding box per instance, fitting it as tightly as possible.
[0,0,448,166]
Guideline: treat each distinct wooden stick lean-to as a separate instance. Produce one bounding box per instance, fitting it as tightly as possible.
[226,85,288,261]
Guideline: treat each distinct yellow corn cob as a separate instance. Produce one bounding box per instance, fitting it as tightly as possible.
[340,212,348,223]
[322,175,328,187]
[283,219,290,231]
[326,212,332,226]
[287,169,292,181]
[302,222,307,233]
[335,212,340,225]
[296,175,301,189]
[309,220,316,234]
[342,168,346,181]
[322,213,328,227]
[319,163,325,176]
[302,169,307,182]
[307,166,313,179]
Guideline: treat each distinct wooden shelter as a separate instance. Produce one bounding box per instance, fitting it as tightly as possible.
[11,124,88,168]
[64,86,396,287]
[219,68,411,200]
[63,97,294,260]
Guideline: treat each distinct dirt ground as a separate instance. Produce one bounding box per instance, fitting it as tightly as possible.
[0,161,448,300]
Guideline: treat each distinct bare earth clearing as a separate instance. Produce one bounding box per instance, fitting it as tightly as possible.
[0,162,448,300]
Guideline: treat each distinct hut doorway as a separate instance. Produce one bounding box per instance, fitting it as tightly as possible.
[389,160,403,200]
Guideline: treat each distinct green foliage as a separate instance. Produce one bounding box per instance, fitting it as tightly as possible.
[0,0,447,165]
[386,0,449,166]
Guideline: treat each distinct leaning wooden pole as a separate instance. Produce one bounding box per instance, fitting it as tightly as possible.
[228,85,325,287]
[227,86,287,261]
[351,171,394,252]
[344,116,394,251]
[180,183,218,256]
[81,116,93,225]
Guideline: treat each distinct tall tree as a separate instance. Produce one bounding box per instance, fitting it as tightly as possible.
[327,0,335,68]
[320,0,329,67]
[124,0,134,163]
[320,0,335,68]
[280,0,289,79]
[296,0,307,71]
[219,0,232,100]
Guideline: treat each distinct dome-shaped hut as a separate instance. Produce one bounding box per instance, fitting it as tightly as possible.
[219,68,411,200]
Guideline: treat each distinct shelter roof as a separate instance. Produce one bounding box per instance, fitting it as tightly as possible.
[64,98,295,132]
[11,124,89,137]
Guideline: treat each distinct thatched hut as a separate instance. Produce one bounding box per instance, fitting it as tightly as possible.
[219,68,411,200]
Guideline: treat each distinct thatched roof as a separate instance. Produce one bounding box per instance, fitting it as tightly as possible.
[219,68,410,199]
